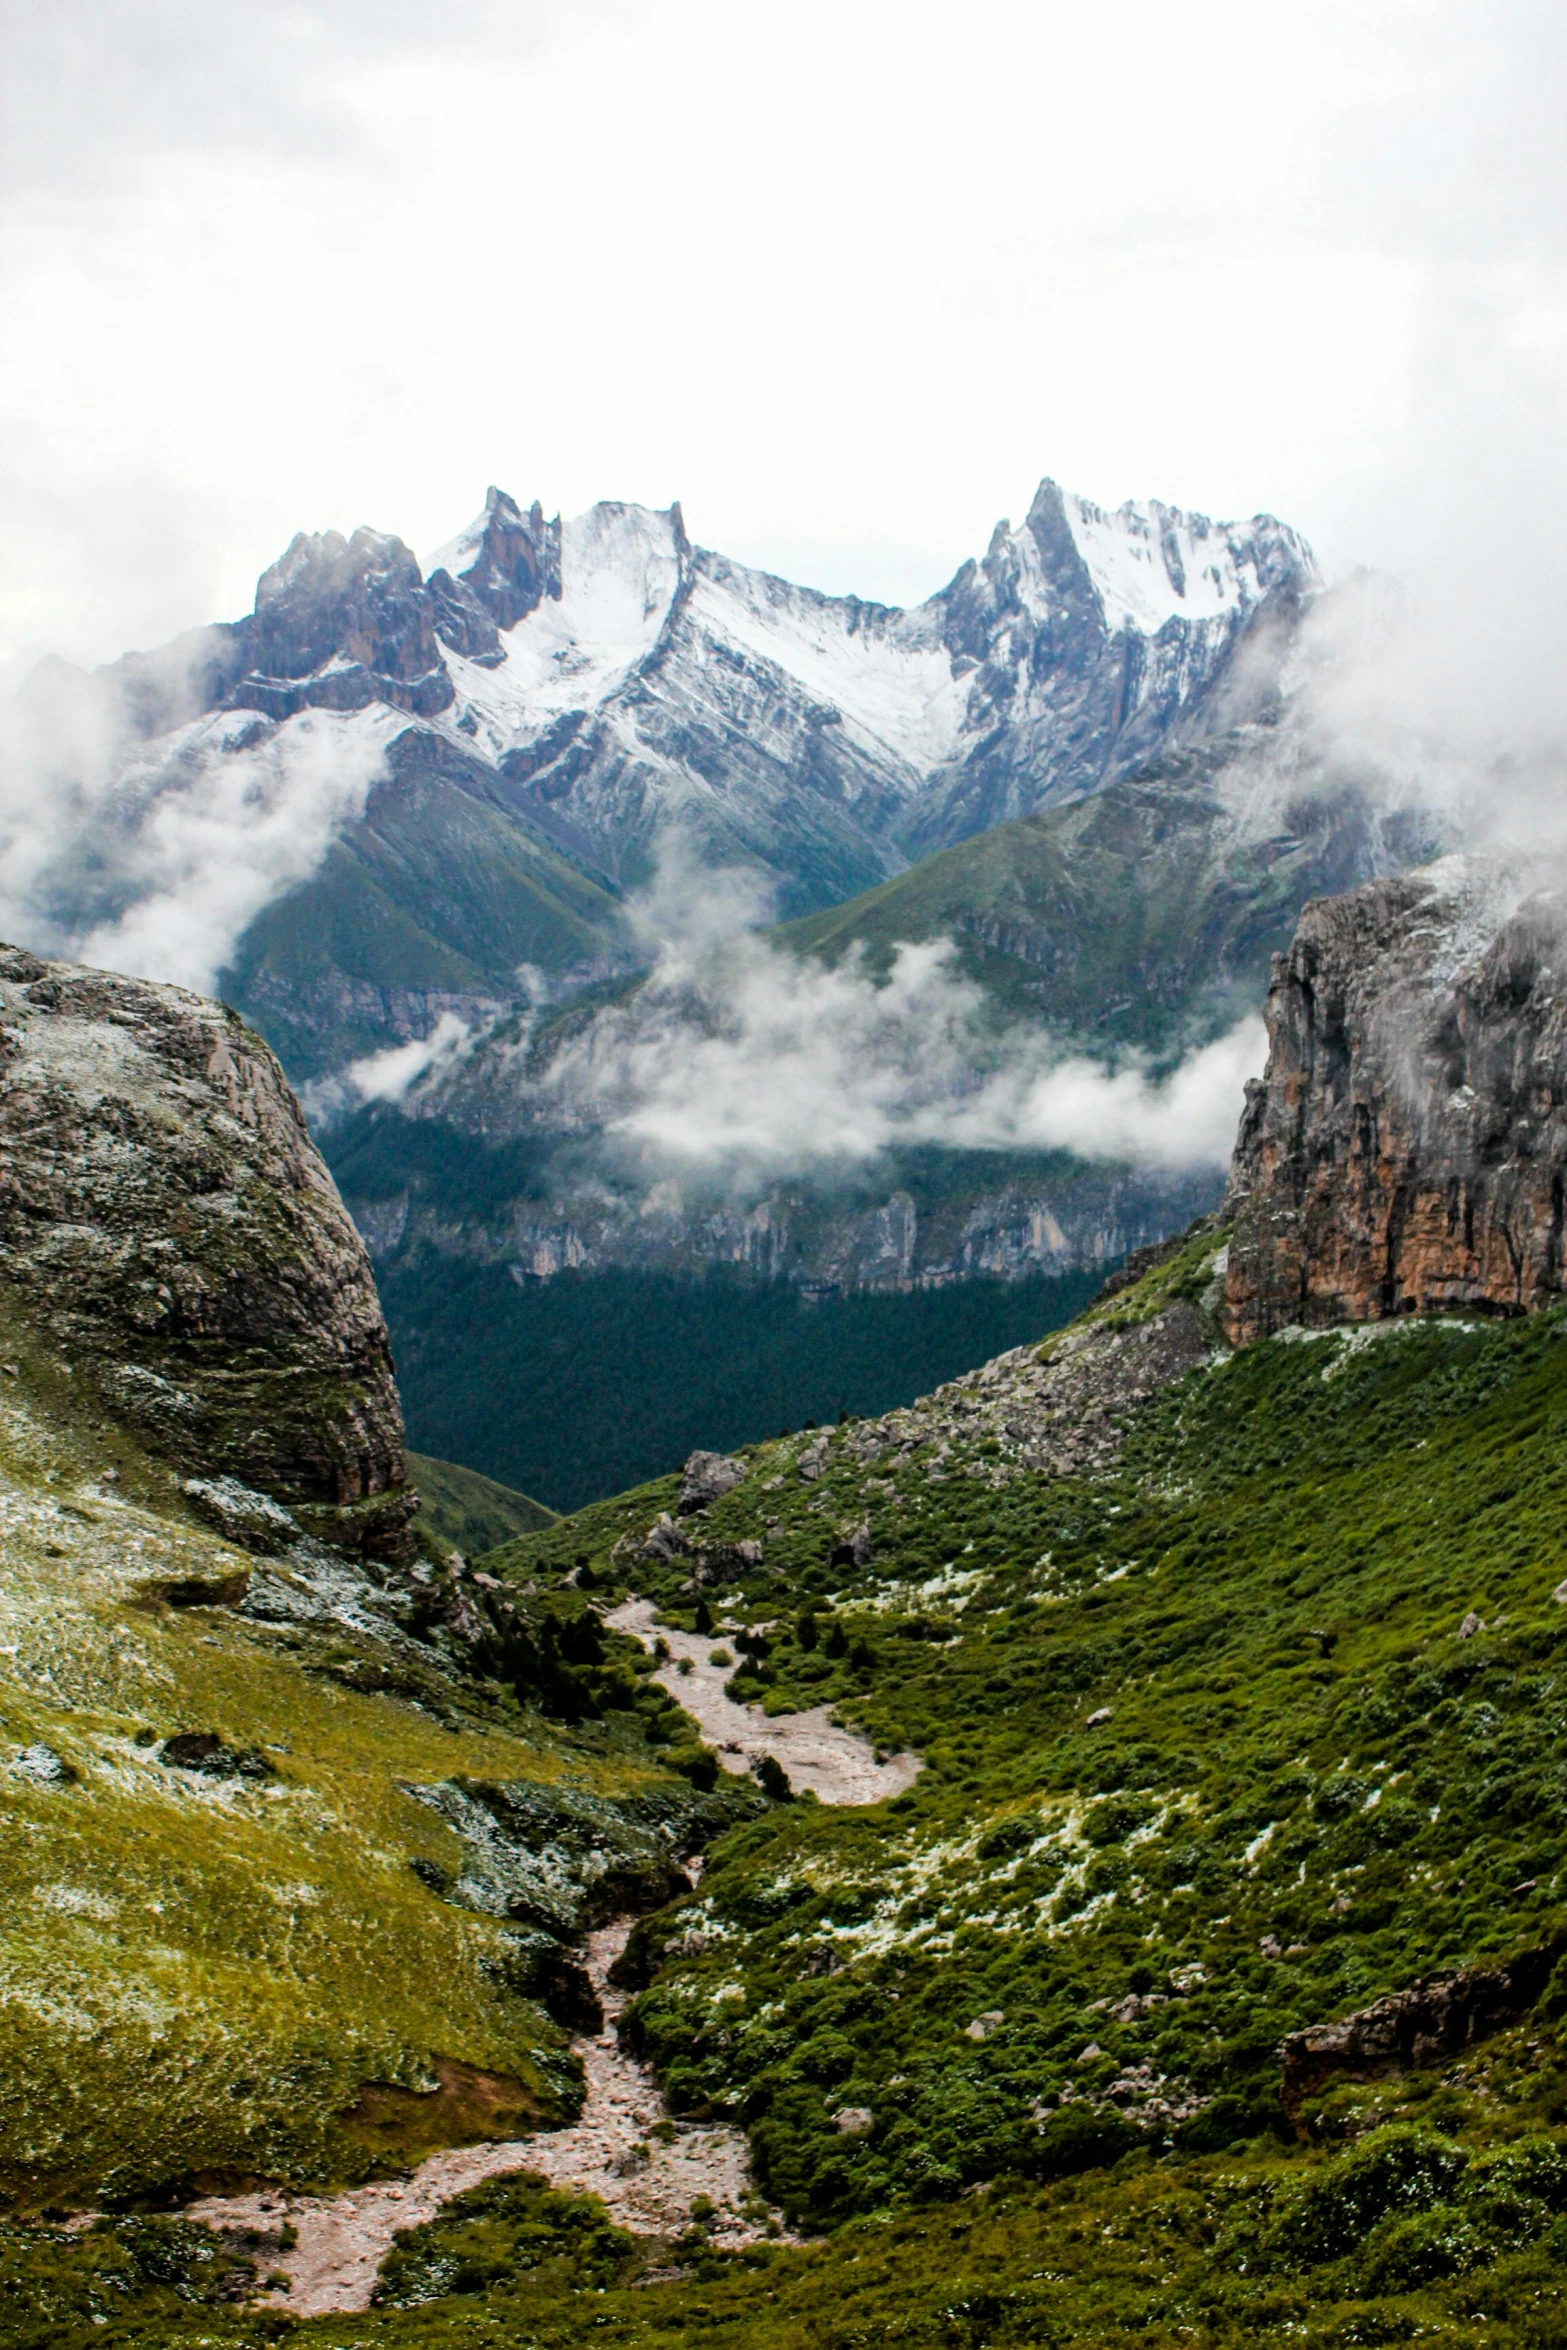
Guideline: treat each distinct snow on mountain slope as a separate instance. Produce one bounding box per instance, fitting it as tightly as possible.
[430,479,1310,792]
[441,501,689,762]
[412,475,1318,898]
[1059,490,1314,634]
[687,557,967,774]
[891,480,1320,853]
[2,474,1320,1068]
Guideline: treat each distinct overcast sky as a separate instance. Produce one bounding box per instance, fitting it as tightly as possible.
[2,0,1564,682]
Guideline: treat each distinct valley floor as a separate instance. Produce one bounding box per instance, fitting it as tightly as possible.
[10,1235,1567,2346]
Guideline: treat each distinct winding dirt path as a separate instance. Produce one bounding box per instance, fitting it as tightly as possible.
[184,1597,917,2314]
[185,1914,770,2315]
[608,1597,922,1802]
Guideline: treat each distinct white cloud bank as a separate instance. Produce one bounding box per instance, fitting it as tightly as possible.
[0,687,391,996]
[355,915,1263,1177]
[548,935,1264,1175]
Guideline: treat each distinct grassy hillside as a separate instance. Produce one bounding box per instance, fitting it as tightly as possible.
[15,1237,1567,2342]
[226,736,632,1078]
[480,1244,1567,2216]
[778,754,1438,1057]
[406,1451,555,1554]
[0,1329,737,2215]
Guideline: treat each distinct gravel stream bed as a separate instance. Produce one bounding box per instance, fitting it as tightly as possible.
[184,1598,913,2314]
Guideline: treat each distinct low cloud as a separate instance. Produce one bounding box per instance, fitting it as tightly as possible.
[304,1012,476,1128]
[0,680,390,996]
[519,924,1264,1176]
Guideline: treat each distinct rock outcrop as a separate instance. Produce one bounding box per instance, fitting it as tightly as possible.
[676,1452,748,1514]
[834,1290,1217,1487]
[0,945,412,1557]
[1280,1940,1562,2129]
[1225,860,1567,1343]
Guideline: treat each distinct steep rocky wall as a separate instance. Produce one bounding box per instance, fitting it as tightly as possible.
[340,1141,1219,1298]
[0,944,412,1555]
[1224,860,1567,1342]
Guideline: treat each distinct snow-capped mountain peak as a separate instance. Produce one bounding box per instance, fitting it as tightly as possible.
[11,472,1321,1041]
[430,475,1317,866]
[983,478,1317,638]
[1053,482,1315,635]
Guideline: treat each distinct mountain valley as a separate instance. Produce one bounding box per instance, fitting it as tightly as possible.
[326,740,1447,1501]
[6,473,1471,1487]
[4,859,1567,2346]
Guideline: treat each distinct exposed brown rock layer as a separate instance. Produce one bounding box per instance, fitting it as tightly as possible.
[1279,1941,1561,2130]
[0,944,411,1556]
[1225,862,1567,1343]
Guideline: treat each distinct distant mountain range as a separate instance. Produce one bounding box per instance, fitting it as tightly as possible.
[12,478,1318,1076]
[6,473,1457,1497]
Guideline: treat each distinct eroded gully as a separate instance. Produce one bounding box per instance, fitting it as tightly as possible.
[184,1601,921,2316]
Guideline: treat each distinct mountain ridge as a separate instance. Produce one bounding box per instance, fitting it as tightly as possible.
[8,476,1319,1080]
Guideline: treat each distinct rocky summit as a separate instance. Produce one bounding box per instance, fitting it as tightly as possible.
[1225,858,1567,1341]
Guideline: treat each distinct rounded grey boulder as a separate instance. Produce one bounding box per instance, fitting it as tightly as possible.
[0,945,413,1559]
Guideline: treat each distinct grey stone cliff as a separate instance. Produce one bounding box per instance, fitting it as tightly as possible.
[1225,860,1567,1342]
[0,944,413,1557]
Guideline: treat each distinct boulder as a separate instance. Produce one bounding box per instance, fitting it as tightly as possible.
[0,948,414,1561]
[830,1519,873,1569]
[677,1451,747,1515]
[158,1731,274,1781]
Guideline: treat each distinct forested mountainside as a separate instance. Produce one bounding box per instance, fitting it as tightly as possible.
[8,861,1567,2349]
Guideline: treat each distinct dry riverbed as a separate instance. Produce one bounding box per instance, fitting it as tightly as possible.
[183,1594,917,2315]
[186,1912,772,2315]
[608,1596,922,1803]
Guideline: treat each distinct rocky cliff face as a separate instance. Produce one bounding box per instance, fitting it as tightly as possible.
[1224,859,1567,1342]
[342,1143,1218,1299]
[0,945,413,1556]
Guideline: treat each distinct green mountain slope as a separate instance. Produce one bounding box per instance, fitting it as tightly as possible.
[24,1235,1567,2345]
[227,736,633,1079]
[406,1450,556,1553]
[447,1234,1567,2333]
[778,750,1440,1055]
[0,1328,747,2213]
[0,948,754,2223]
